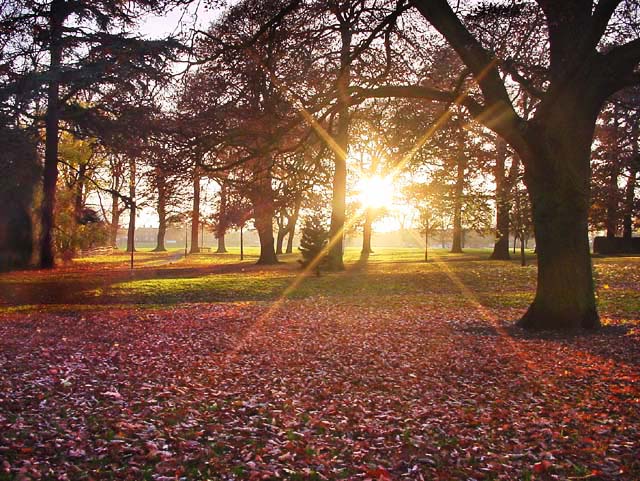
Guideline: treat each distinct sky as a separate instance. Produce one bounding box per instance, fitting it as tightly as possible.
[138,2,220,40]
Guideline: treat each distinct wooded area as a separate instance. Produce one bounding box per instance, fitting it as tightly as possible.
[0,1,639,478]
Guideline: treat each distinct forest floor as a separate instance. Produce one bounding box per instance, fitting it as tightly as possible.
[0,248,638,480]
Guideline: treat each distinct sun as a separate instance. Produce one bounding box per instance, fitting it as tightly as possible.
[356,175,395,209]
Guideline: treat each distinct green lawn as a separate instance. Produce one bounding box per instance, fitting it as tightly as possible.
[1,247,638,321]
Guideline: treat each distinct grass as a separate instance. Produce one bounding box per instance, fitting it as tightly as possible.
[0,247,638,321]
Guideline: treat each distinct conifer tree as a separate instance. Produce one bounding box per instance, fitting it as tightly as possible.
[299,214,328,275]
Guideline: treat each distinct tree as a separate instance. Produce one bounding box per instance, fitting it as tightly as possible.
[183,0,313,265]
[213,175,231,253]
[512,179,534,267]
[357,0,640,329]
[489,137,520,260]
[299,213,328,275]
[190,167,201,254]
[1,0,186,268]
[404,182,441,262]
[591,90,640,239]
[56,133,108,258]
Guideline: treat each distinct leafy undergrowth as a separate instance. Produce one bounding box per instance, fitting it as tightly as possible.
[1,299,639,480]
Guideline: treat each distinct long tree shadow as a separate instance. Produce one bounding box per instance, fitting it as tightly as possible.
[0,257,276,307]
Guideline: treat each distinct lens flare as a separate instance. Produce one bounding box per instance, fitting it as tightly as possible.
[356,175,394,209]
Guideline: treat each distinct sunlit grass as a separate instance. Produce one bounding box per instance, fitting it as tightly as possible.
[0,247,637,321]
[108,272,291,303]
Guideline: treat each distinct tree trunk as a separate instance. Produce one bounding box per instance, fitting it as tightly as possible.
[252,168,277,265]
[276,223,286,255]
[518,123,599,330]
[490,139,511,260]
[39,1,65,268]
[424,222,429,262]
[520,232,526,267]
[361,207,373,255]
[190,171,200,254]
[153,170,167,252]
[605,163,620,238]
[285,198,301,254]
[110,192,119,248]
[126,158,136,253]
[451,156,465,253]
[622,126,638,239]
[127,206,136,252]
[240,226,244,261]
[327,26,352,271]
[216,179,228,253]
[215,234,225,253]
[73,163,86,223]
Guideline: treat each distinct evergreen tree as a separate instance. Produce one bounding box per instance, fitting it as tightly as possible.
[299,214,328,275]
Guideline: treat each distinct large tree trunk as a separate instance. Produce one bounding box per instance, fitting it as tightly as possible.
[126,158,136,253]
[252,168,277,265]
[327,26,352,271]
[518,114,599,330]
[361,207,373,255]
[190,171,200,254]
[153,171,167,252]
[39,1,65,268]
[216,234,226,253]
[451,156,465,253]
[490,139,511,260]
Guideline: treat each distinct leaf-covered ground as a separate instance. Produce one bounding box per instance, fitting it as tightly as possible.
[0,249,638,480]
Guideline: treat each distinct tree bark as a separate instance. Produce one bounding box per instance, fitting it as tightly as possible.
[216,180,228,253]
[451,156,465,253]
[361,207,373,255]
[327,24,352,271]
[424,221,429,262]
[73,163,86,223]
[622,124,638,240]
[490,139,511,260]
[285,198,301,254]
[39,0,65,268]
[518,118,599,330]
[110,192,119,248]
[605,163,620,238]
[252,167,277,265]
[190,171,200,254]
[216,234,226,253]
[275,213,287,255]
[153,171,167,252]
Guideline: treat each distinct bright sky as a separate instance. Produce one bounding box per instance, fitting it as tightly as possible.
[138,2,219,40]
